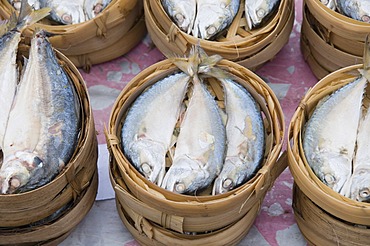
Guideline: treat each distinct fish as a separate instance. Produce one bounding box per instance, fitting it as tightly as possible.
[303,76,367,194]
[343,104,370,202]
[212,77,264,195]
[40,0,86,24]
[121,72,190,186]
[320,0,336,10]
[335,0,370,23]
[192,0,240,40]
[0,30,80,194]
[0,1,50,150]
[245,0,281,30]
[161,0,196,34]
[84,0,111,20]
[161,74,226,195]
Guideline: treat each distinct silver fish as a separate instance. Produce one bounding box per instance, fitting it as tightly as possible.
[0,30,80,194]
[161,0,196,34]
[0,2,50,150]
[245,0,280,30]
[161,75,226,194]
[303,76,367,194]
[40,0,86,24]
[121,72,190,186]
[212,78,264,195]
[344,105,370,202]
[84,0,111,20]
[335,0,370,23]
[192,0,240,40]
[320,0,336,10]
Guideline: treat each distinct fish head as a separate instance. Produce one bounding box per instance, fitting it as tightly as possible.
[0,152,45,194]
[315,157,350,193]
[358,2,370,23]
[132,139,166,185]
[212,158,246,195]
[162,0,196,34]
[162,157,210,194]
[349,168,370,202]
[245,0,277,30]
[50,3,86,24]
[194,1,239,40]
[84,0,110,19]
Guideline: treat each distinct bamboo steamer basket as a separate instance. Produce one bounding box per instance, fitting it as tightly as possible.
[0,0,146,71]
[300,0,370,79]
[0,41,98,245]
[144,0,294,70]
[288,64,370,243]
[106,55,286,244]
[293,184,370,246]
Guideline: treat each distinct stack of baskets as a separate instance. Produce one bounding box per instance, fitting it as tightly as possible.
[144,0,294,70]
[0,44,98,245]
[301,0,370,79]
[288,64,370,245]
[106,56,286,245]
[0,0,147,71]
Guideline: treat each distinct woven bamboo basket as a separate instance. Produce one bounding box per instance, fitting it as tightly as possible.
[288,64,370,244]
[293,184,370,246]
[0,41,98,245]
[0,0,146,71]
[144,0,294,70]
[300,0,370,79]
[106,56,286,245]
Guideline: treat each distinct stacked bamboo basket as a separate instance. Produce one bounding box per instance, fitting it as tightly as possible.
[106,55,286,245]
[301,0,370,79]
[0,0,147,71]
[0,42,98,245]
[144,0,294,70]
[288,64,370,245]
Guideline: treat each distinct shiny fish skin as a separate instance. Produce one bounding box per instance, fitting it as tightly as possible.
[345,106,370,202]
[8,0,41,11]
[161,0,196,34]
[335,0,370,23]
[245,0,280,30]
[0,31,80,194]
[161,75,226,195]
[40,0,86,24]
[303,76,367,194]
[212,78,264,195]
[192,0,240,40]
[0,31,20,150]
[121,72,190,186]
[84,0,111,20]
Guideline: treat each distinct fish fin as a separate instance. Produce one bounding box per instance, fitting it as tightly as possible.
[17,0,50,32]
[244,5,253,30]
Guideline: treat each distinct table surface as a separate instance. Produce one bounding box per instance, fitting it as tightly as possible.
[60,0,320,245]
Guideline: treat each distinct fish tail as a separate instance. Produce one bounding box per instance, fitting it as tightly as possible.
[16,0,50,32]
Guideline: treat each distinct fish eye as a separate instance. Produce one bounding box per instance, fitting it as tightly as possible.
[140,162,152,175]
[61,14,73,24]
[175,182,186,193]
[362,15,370,23]
[206,25,217,36]
[94,3,104,15]
[257,9,266,18]
[360,188,370,198]
[222,178,234,190]
[324,174,336,185]
[175,13,185,25]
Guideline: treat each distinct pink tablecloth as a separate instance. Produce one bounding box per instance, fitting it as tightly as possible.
[61,0,318,245]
